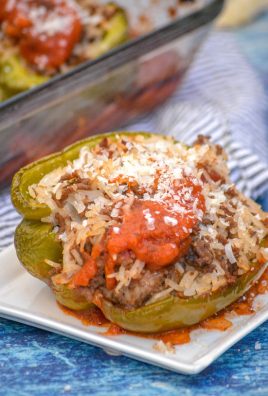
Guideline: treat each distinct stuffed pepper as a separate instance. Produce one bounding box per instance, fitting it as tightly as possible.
[12,132,268,332]
[0,0,128,100]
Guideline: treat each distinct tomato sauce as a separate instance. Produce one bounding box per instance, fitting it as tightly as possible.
[59,268,268,348]
[68,176,205,290]
[200,315,232,331]
[71,244,102,287]
[60,304,109,327]
[71,255,97,287]
[0,0,82,72]
[104,324,191,346]
[106,177,205,288]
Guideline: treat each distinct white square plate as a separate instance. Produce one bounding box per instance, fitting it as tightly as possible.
[0,245,267,375]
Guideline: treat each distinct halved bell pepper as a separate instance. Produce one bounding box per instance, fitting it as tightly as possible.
[12,132,267,332]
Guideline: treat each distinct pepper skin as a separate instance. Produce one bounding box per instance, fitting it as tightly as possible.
[12,132,266,330]
[15,219,62,281]
[86,8,128,59]
[15,218,92,310]
[0,55,48,101]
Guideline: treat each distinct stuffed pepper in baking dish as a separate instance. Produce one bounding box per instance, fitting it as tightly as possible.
[0,0,128,100]
[12,132,268,332]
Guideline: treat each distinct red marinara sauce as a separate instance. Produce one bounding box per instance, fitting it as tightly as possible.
[0,0,82,72]
[106,177,205,289]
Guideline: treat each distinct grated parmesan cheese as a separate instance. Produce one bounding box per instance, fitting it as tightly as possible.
[225,243,237,264]
[164,216,178,226]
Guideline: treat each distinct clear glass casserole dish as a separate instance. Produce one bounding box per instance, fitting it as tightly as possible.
[0,0,224,185]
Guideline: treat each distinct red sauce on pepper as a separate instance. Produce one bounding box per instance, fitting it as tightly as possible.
[106,177,205,288]
[60,304,109,327]
[0,0,82,72]
[71,244,102,287]
[71,255,97,287]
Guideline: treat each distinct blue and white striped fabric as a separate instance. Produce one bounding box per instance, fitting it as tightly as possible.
[0,31,268,251]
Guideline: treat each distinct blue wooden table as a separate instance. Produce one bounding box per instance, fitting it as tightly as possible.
[1,15,268,396]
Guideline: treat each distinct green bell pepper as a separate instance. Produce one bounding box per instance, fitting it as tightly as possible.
[12,132,266,331]
[0,55,48,101]
[87,5,128,59]
[15,219,62,281]
[15,218,92,310]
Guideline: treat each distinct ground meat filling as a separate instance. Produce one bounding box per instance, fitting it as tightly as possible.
[184,239,214,273]
[29,134,268,309]
[103,269,164,310]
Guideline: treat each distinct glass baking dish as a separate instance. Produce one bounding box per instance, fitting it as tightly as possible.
[0,0,224,185]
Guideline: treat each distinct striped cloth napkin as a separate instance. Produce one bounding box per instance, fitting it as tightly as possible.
[0,31,268,251]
